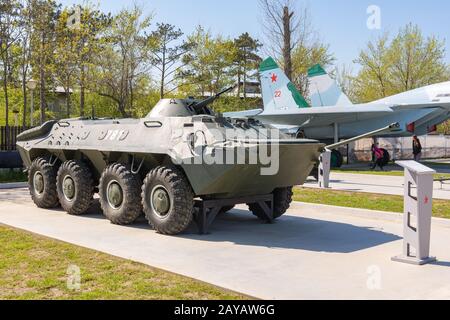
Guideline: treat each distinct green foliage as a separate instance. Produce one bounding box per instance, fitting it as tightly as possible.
[232,33,262,97]
[91,5,154,117]
[353,24,450,103]
[291,42,335,96]
[2,2,450,126]
[210,96,262,114]
[179,26,238,96]
[437,120,450,135]
[149,23,194,98]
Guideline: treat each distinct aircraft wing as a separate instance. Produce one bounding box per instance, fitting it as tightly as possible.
[256,104,394,127]
[389,101,450,111]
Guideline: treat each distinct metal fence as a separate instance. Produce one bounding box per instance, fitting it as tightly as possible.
[352,135,450,162]
[0,126,30,151]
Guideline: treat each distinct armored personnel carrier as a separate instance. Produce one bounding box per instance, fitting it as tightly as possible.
[17,88,323,235]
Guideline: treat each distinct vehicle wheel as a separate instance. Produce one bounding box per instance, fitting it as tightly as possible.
[331,149,343,168]
[142,166,194,235]
[248,187,293,221]
[99,163,142,225]
[28,157,59,209]
[56,160,94,215]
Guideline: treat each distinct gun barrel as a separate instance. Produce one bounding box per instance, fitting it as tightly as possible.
[192,86,235,111]
[326,122,401,150]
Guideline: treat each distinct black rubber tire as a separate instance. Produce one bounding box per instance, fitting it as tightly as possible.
[56,160,94,215]
[142,166,194,235]
[248,187,293,221]
[28,157,60,209]
[99,163,142,225]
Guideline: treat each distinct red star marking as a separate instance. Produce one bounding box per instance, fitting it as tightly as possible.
[424,196,429,204]
[271,73,278,83]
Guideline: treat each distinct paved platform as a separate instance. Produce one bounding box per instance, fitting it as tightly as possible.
[304,172,450,200]
[1,187,450,300]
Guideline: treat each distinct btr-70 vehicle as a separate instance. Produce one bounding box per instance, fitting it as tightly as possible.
[17,88,323,235]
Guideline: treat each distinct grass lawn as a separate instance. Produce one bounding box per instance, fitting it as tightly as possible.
[0,225,247,300]
[294,187,450,220]
[0,170,27,183]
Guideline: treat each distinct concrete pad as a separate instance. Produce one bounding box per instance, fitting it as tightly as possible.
[304,172,450,200]
[1,188,450,300]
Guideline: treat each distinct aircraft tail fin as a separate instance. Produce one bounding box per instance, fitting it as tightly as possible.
[307,64,353,107]
[260,57,310,113]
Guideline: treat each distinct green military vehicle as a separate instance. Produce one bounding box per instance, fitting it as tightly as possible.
[17,88,323,235]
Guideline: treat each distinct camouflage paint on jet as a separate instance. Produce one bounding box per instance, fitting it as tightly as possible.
[260,57,309,113]
[307,64,353,107]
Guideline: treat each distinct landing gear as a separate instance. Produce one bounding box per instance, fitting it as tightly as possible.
[56,160,94,215]
[248,187,293,220]
[28,157,59,209]
[99,163,142,225]
[142,166,194,235]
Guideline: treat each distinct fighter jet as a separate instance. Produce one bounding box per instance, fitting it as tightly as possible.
[226,57,450,147]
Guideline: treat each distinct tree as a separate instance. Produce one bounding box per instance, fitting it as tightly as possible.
[259,0,333,95]
[29,0,60,124]
[72,3,111,117]
[94,5,152,117]
[291,41,334,96]
[259,0,302,80]
[180,27,237,96]
[335,64,356,102]
[149,23,194,98]
[233,33,261,98]
[390,24,448,92]
[353,25,450,102]
[53,8,78,118]
[0,0,23,135]
[18,0,32,128]
[353,33,393,101]
[178,26,212,96]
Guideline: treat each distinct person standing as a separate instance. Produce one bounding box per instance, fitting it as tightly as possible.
[371,144,385,171]
[413,136,423,162]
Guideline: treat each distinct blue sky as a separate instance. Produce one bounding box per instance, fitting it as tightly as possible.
[59,0,450,71]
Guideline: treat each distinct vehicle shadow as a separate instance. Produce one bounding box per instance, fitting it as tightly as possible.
[430,261,450,268]
[179,209,401,253]
[72,202,401,253]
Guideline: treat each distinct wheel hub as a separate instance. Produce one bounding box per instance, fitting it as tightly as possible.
[151,186,170,217]
[107,181,123,209]
[63,176,76,201]
[33,172,44,194]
